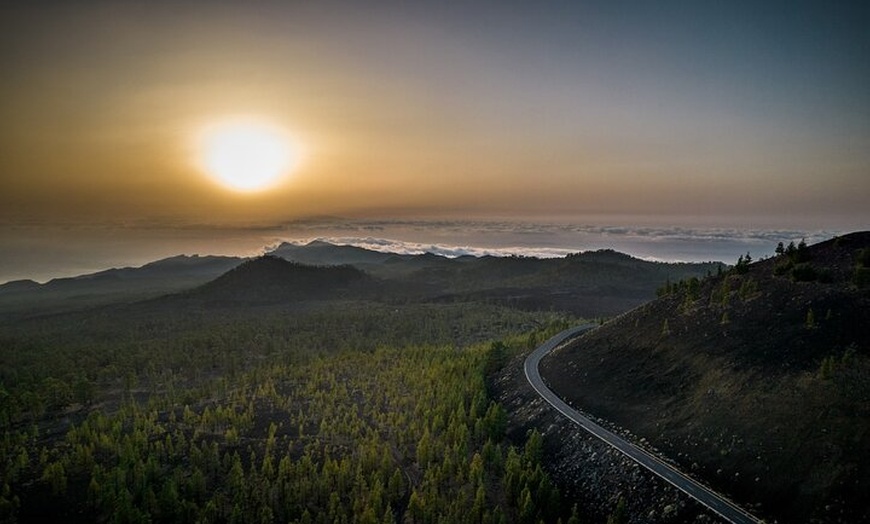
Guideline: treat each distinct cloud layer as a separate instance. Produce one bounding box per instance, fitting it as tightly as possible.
[0,217,850,283]
[269,219,841,264]
[278,236,578,260]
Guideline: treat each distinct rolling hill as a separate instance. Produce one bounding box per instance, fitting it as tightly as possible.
[188,255,373,303]
[1,241,722,320]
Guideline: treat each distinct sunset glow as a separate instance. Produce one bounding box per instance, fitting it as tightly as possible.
[197,120,299,192]
[0,1,867,282]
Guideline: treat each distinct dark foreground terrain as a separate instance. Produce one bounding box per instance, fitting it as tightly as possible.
[541,232,870,523]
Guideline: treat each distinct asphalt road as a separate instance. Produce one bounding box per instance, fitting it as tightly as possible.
[524,325,762,524]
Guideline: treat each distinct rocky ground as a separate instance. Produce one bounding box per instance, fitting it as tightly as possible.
[490,351,725,524]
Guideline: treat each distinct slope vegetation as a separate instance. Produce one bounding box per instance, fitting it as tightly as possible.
[541,232,870,523]
[272,242,723,317]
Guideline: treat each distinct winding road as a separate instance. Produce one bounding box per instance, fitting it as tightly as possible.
[524,325,762,524]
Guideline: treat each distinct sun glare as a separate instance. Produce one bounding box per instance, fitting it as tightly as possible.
[198,120,299,192]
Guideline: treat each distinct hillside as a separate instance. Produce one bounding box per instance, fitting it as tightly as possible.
[540,232,870,523]
[189,255,372,303]
[271,242,724,317]
[427,250,722,316]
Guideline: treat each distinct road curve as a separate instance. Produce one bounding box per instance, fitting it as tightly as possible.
[525,325,762,524]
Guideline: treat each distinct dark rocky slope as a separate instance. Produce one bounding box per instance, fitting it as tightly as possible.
[489,350,723,523]
[540,232,870,523]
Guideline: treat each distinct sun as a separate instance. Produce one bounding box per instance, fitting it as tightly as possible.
[197,119,299,192]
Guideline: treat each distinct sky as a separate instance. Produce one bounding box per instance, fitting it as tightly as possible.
[0,1,868,282]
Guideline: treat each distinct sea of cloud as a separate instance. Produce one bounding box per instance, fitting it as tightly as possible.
[279,236,578,259]
[270,219,839,264]
[0,218,847,283]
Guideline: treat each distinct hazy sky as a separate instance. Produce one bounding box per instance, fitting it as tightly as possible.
[0,1,868,280]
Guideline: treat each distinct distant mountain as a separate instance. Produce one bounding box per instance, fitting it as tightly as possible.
[189,255,372,303]
[0,279,41,294]
[541,231,870,523]
[0,254,244,316]
[76,254,245,284]
[267,240,459,280]
[269,240,399,267]
[1,240,724,319]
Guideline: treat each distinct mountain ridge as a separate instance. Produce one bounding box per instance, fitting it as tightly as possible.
[1,241,724,318]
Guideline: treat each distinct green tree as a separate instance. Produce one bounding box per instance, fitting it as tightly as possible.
[567,503,582,524]
[805,308,817,330]
[408,490,425,523]
[734,253,752,274]
[41,462,67,496]
[523,430,544,467]
[606,496,627,524]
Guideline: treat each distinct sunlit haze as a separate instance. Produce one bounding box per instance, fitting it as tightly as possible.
[197,119,299,192]
[0,1,867,282]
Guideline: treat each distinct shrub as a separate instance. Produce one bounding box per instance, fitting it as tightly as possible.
[791,263,818,282]
[773,259,793,276]
[805,309,817,330]
[738,278,758,300]
[853,248,870,288]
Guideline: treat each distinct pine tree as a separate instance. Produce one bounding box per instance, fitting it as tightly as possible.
[524,430,544,466]
[606,496,627,524]
[805,308,816,330]
[567,503,582,524]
